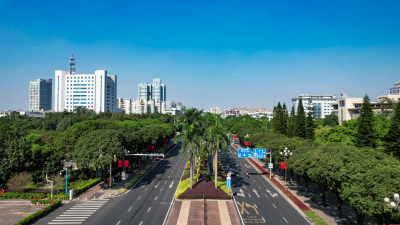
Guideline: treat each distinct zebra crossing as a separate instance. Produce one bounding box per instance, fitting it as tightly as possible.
[48,200,108,224]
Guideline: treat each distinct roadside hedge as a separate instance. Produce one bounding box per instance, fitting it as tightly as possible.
[14,199,62,225]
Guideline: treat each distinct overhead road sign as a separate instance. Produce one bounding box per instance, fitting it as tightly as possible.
[253,149,267,159]
[238,148,252,158]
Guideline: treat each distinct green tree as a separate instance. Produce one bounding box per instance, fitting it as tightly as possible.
[287,106,296,137]
[294,98,306,138]
[204,113,230,189]
[305,111,315,139]
[322,114,339,127]
[384,102,400,158]
[73,129,125,182]
[176,108,204,189]
[355,95,376,148]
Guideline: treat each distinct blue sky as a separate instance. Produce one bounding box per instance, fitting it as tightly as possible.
[1,0,399,110]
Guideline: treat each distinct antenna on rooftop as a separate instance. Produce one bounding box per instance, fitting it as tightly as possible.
[69,53,75,74]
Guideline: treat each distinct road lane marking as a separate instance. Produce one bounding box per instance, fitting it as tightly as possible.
[128,206,132,212]
[161,188,163,191]
[155,181,160,187]
[57,217,88,219]
[138,196,141,200]
[244,186,247,189]
[273,204,276,208]
[264,194,268,198]
[116,220,121,225]
[155,196,158,200]
[139,221,143,225]
[168,175,171,178]
[148,206,151,212]
[254,204,257,208]
[258,186,261,190]
[283,217,288,223]
[48,223,82,224]
[145,188,148,191]
[53,220,85,222]
[262,217,266,222]
[169,181,174,188]
[248,194,251,198]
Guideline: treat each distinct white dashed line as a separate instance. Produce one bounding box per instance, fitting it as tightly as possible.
[139,221,143,225]
[138,196,141,200]
[262,217,266,222]
[148,206,151,212]
[155,196,158,200]
[283,217,288,223]
[248,194,252,198]
[273,204,276,208]
[254,204,257,208]
[128,206,132,212]
[161,188,163,191]
[264,194,268,198]
[116,220,121,225]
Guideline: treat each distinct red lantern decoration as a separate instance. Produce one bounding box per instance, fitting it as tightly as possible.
[281,162,286,169]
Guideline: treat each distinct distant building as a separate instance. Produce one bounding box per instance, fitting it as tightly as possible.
[54,54,117,113]
[118,98,185,115]
[378,80,400,103]
[138,78,166,101]
[332,93,382,125]
[220,107,272,120]
[291,94,337,119]
[209,107,222,114]
[29,79,52,111]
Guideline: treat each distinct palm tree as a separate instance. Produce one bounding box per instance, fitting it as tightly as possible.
[204,113,230,189]
[175,108,204,189]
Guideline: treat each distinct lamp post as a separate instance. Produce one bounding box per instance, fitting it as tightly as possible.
[45,174,54,199]
[280,147,292,185]
[384,193,400,209]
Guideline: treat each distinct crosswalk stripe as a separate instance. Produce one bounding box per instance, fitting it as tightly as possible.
[48,200,108,225]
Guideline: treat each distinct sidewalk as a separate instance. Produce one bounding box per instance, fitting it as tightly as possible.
[233,144,377,225]
[166,200,241,225]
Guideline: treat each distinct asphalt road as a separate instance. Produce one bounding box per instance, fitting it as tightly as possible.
[34,142,189,225]
[220,145,311,225]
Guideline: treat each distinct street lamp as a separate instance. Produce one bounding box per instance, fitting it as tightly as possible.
[280,147,293,185]
[60,168,68,196]
[384,193,400,209]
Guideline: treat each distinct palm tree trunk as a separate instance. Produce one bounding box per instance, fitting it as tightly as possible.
[190,156,193,189]
[214,148,218,189]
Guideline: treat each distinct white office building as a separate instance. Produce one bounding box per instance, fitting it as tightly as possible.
[291,94,337,119]
[29,79,52,111]
[54,54,117,113]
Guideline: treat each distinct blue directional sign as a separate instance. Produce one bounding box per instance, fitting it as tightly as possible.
[226,177,231,188]
[253,149,267,159]
[238,148,252,158]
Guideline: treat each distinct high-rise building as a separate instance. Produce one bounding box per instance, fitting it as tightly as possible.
[29,79,52,111]
[138,78,166,101]
[152,78,166,101]
[54,54,117,113]
[291,94,337,119]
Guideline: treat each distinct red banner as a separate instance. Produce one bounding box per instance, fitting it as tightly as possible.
[152,146,155,151]
[245,141,250,146]
[124,160,129,168]
[0,188,3,194]
[281,162,286,169]
[118,160,129,168]
[233,134,238,138]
